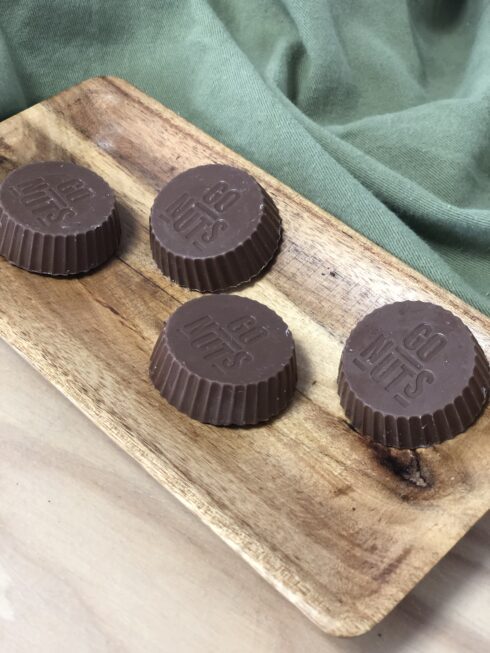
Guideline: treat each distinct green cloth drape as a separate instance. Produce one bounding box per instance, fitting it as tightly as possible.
[1,0,489,314]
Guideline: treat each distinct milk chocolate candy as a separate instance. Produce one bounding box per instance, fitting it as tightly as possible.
[150,295,297,425]
[338,301,489,449]
[150,164,281,292]
[0,161,120,275]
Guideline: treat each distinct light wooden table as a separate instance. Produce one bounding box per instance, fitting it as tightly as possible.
[1,339,488,652]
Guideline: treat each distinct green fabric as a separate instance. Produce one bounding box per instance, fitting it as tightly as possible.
[1,0,489,314]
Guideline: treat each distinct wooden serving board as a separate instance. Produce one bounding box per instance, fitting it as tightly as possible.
[0,77,488,637]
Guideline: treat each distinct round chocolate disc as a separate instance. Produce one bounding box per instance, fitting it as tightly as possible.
[150,294,297,425]
[0,161,120,275]
[338,301,489,448]
[150,164,281,292]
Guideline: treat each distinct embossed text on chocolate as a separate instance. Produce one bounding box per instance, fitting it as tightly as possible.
[353,323,447,407]
[179,313,268,375]
[9,176,95,226]
[161,181,241,251]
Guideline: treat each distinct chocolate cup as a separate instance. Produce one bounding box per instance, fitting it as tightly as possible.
[150,164,281,292]
[150,295,297,425]
[0,161,120,276]
[338,301,490,449]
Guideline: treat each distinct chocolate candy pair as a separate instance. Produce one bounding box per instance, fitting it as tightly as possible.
[149,164,296,426]
[0,161,280,287]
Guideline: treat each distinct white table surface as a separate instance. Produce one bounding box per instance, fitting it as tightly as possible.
[1,340,488,653]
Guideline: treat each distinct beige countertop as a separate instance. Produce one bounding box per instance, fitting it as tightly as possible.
[1,339,488,653]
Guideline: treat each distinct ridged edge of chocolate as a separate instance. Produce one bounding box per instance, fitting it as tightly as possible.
[0,203,120,276]
[338,336,490,449]
[149,323,297,425]
[150,186,282,292]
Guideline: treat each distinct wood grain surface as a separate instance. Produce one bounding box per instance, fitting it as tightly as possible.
[0,77,488,637]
